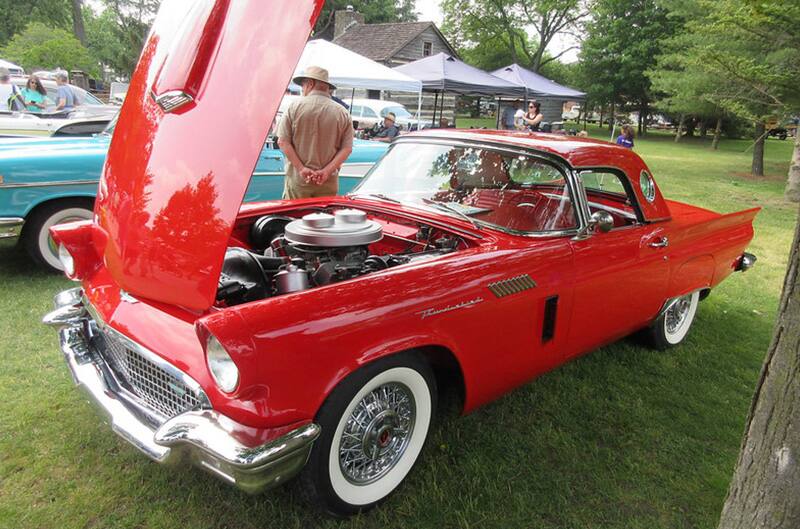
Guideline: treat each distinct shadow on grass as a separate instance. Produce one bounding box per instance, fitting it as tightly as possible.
[0,239,57,280]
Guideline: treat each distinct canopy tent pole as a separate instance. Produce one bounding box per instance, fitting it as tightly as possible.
[495,97,501,129]
[416,88,422,131]
[432,91,439,128]
[350,88,355,107]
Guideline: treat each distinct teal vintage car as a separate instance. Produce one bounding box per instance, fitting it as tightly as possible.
[0,122,388,271]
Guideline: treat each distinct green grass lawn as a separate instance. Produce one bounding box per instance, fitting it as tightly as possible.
[1,130,797,529]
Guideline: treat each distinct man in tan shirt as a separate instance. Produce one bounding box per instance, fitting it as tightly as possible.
[277,66,353,199]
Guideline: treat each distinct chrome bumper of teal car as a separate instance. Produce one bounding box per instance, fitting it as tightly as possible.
[44,288,321,494]
[0,217,23,239]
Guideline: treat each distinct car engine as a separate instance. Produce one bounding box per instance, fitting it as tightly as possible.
[216,208,461,306]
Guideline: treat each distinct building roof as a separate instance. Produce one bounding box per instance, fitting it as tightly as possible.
[394,53,526,97]
[333,21,458,63]
[491,63,585,99]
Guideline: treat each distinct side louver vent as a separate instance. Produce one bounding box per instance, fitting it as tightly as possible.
[487,274,537,298]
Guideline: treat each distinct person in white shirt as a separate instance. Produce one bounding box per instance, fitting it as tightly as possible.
[513,102,526,130]
[0,68,25,111]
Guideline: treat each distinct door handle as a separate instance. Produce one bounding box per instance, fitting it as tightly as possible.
[261,155,282,160]
[649,236,669,248]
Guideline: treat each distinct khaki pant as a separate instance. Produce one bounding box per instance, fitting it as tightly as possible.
[282,175,338,199]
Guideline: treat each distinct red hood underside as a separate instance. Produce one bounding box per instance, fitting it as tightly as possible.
[94,0,324,311]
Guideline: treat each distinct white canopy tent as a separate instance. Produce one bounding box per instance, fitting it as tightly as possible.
[293,39,424,128]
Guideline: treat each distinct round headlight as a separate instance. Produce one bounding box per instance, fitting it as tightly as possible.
[206,335,239,393]
[58,244,75,277]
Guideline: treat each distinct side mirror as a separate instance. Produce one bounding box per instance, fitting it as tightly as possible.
[589,210,614,233]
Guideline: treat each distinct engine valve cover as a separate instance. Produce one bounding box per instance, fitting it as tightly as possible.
[284,209,383,247]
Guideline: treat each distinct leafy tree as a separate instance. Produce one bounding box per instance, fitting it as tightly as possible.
[85,0,160,79]
[0,0,69,47]
[579,0,679,134]
[0,22,99,76]
[442,0,586,72]
[651,0,799,183]
[314,0,417,37]
[648,28,728,148]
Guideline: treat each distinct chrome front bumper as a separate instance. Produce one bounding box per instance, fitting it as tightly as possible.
[0,217,23,239]
[44,289,320,494]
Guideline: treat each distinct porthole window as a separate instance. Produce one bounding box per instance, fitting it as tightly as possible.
[640,171,656,202]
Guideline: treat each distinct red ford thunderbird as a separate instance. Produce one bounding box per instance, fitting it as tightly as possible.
[43,0,758,516]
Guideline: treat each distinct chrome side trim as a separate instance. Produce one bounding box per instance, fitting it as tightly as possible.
[487,274,537,298]
[0,179,98,189]
[0,217,24,239]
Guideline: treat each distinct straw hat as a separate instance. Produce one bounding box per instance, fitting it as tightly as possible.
[292,66,336,89]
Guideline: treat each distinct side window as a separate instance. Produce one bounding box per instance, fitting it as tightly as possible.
[579,170,641,227]
[509,156,566,185]
[350,105,363,117]
[362,106,378,118]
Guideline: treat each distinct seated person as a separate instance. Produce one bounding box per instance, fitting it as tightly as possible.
[369,112,400,143]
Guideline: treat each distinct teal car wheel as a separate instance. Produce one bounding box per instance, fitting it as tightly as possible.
[22,199,94,272]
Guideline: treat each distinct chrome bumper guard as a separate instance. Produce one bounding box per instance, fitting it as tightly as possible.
[44,288,320,494]
[0,217,23,239]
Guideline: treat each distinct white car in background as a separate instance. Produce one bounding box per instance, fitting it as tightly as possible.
[348,98,430,130]
[0,77,118,137]
[278,95,430,131]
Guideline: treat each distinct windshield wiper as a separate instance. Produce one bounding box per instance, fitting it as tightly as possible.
[347,192,401,204]
[419,198,482,231]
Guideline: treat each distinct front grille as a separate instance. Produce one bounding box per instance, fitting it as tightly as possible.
[97,328,205,419]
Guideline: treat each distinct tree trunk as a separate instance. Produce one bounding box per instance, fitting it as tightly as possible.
[786,132,800,202]
[675,114,684,143]
[700,120,708,137]
[71,0,86,45]
[712,116,723,150]
[599,107,604,128]
[641,101,648,136]
[753,122,766,177]
[717,204,800,529]
[609,101,615,132]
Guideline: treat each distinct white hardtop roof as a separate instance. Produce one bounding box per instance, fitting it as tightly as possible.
[294,39,422,93]
[0,59,24,74]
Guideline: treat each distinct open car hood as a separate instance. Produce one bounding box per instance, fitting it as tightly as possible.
[94,0,324,311]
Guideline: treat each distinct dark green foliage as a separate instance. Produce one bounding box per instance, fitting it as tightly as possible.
[0,0,69,46]
[442,0,585,72]
[579,0,679,130]
[0,22,99,76]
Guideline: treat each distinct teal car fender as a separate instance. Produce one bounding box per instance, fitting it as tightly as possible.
[0,134,387,270]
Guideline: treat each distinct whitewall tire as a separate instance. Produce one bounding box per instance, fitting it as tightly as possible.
[22,200,93,272]
[300,353,436,516]
[645,291,700,349]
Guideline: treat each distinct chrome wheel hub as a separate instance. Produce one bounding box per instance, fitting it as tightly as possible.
[666,295,692,334]
[339,382,415,485]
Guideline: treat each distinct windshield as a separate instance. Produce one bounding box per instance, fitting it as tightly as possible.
[380,106,412,119]
[354,142,578,234]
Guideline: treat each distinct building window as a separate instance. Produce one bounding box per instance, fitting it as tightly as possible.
[423,41,432,56]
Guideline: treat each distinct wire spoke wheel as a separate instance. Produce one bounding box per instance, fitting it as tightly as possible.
[338,382,415,485]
